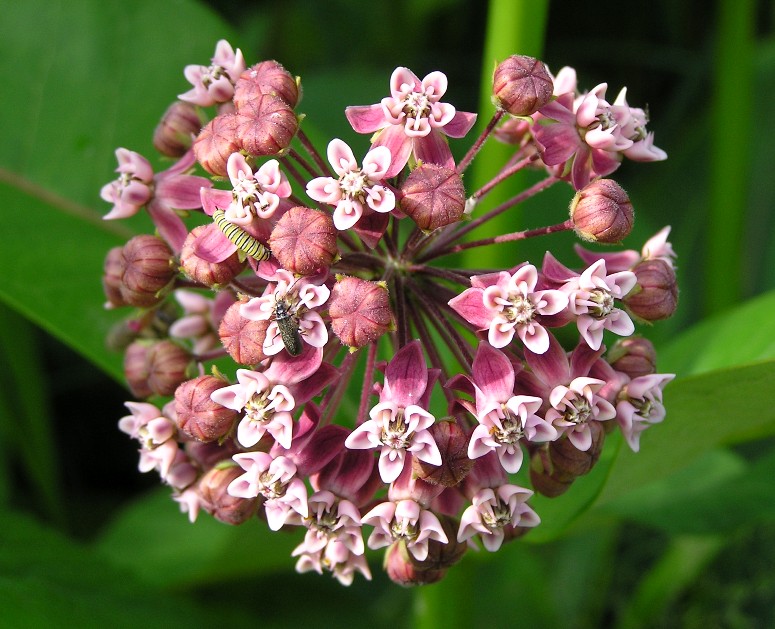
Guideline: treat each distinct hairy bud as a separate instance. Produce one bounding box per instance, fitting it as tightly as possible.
[607,337,658,379]
[153,101,202,157]
[174,375,239,442]
[180,225,246,286]
[235,93,298,156]
[219,298,269,365]
[193,114,241,177]
[329,277,393,349]
[147,340,192,397]
[400,164,465,232]
[570,179,634,243]
[385,541,446,587]
[234,60,300,109]
[198,465,259,525]
[413,421,473,487]
[624,259,678,321]
[120,235,175,308]
[269,206,338,275]
[493,55,554,116]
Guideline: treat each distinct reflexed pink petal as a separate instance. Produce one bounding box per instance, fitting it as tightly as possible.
[413,131,454,170]
[448,287,492,329]
[192,222,237,263]
[525,332,570,388]
[472,342,515,402]
[443,110,477,138]
[573,244,640,272]
[382,341,428,407]
[147,200,188,254]
[345,104,388,134]
[200,187,233,217]
[373,126,412,178]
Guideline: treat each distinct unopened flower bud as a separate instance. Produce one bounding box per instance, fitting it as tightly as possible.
[530,422,606,497]
[180,225,245,286]
[219,298,269,364]
[120,235,175,308]
[186,440,240,470]
[147,340,192,397]
[608,337,658,379]
[153,101,202,157]
[493,55,553,116]
[124,341,154,398]
[193,114,241,177]
[174,375,239,442]
[269,207,338,275]
[235,93,298,156]
[413,421,473,487]
[198,465,259,525]
[234,61,300,109]
[400,164,465,232]
[103,246,127,308]
[385,541,446,587]
[570,179,634,243]
[624,259,678,321]
[329,277,393,349]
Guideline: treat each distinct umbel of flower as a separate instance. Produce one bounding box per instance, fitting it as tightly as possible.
[104,42,680,588]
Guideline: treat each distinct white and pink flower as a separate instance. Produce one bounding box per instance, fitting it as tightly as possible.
[178,39,246,107]
[457,485,539,552]
[362,498,448,562]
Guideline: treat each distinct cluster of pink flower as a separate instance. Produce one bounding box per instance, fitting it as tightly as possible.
[102,41,678,586]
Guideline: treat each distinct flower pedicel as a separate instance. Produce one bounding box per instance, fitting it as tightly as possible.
[105,42,675,586]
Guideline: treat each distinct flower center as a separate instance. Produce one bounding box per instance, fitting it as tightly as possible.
[244,393,271,424]
[403,91,431,119]
[597,110,616,130]
[310,507,339,535]
[504,294,536,325]
[492,407,524,445]
[588,289,614,319]
[563,396,592,426]
[340,170,368,198]
[257,471,286,500]
[232,172,261,206]
[481,500,511,531]
[391,516,418,542]
[201,64,226,88]
[381,409,410,450]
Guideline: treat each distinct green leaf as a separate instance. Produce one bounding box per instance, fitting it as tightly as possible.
[0,0,237,380]
[97,488,302,588]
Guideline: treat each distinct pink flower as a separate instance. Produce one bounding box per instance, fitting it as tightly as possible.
[179,39,246,107]
[344,341,441,483]
[545,376,616,451]
[457,485,539,551]
[210,369,295,448]
[240,269,330,356]
[306,139,395,230]
[345,67,477,178]
[465,343,557,473]
[294,538,371,586]
[563,259,637,351]
[362,499,448,561]
[227,452,309,529]
[101,149,211,252]
[574,225,676,273]
[293,490,365,556]
[169,289,235,354]
[449,265,568,353]
[616,373,674,451]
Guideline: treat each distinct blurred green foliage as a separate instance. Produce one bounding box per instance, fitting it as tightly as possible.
[1,0,774,627]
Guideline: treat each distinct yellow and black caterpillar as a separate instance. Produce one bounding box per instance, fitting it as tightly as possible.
[212,209,271,261]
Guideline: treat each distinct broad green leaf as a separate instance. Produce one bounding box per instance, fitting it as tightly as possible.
[596,359,775,506]
[0,0,236,380]
[0,506,258,628]
[97,488,302,588]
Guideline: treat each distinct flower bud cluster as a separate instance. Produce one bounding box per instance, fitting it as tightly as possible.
[101,42,677,587]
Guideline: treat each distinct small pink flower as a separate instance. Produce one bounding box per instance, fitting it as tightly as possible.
[179,39,246,107]
[457,485,539,551]
[362,499,448,562]
[169,289,234,354]
[101,149,212,253]
[345,341,441,483]
[345,67,477,178]
[449,265,568,353]
[616,373,674,451]
[466,343,557,473]
[306,139,395,230]
[545,376,616,451]
[173,487,202,523]
[240,269,330,356]
[294,538,371,586]
[574,225,676,273]
[227,452,308,529]
[210,368,295,448]
[294,490,365,556]
[563,259,637,351]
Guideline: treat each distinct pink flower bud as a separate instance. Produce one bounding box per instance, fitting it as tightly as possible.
[269,206,338,275]
[103,246,128,308]
[186,439,240,469]
[624,259,678,321]
[412,421,473,487]
[234,60,300,109]
[174,375,239,442]
[385,541,446,587]
[234,93,298,156]
[198,465,259,525]
[492,55,553,116]
[153,101,202,157]
[124,341,153,398]
[218,298,269,365]
[120,235,175,308]
[529,422,606,497]
[400,164,465,232]
[570,179,634,243]
[180,225,246,286]
[193,114,241,177]
[329,277,393,349]
[146,340,192,397]
[607,337,658,379]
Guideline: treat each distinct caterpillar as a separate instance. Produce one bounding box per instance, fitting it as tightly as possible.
[212,209,271,261]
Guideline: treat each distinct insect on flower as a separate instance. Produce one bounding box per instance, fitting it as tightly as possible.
[212,208,271,261]
[272,291,303,356]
